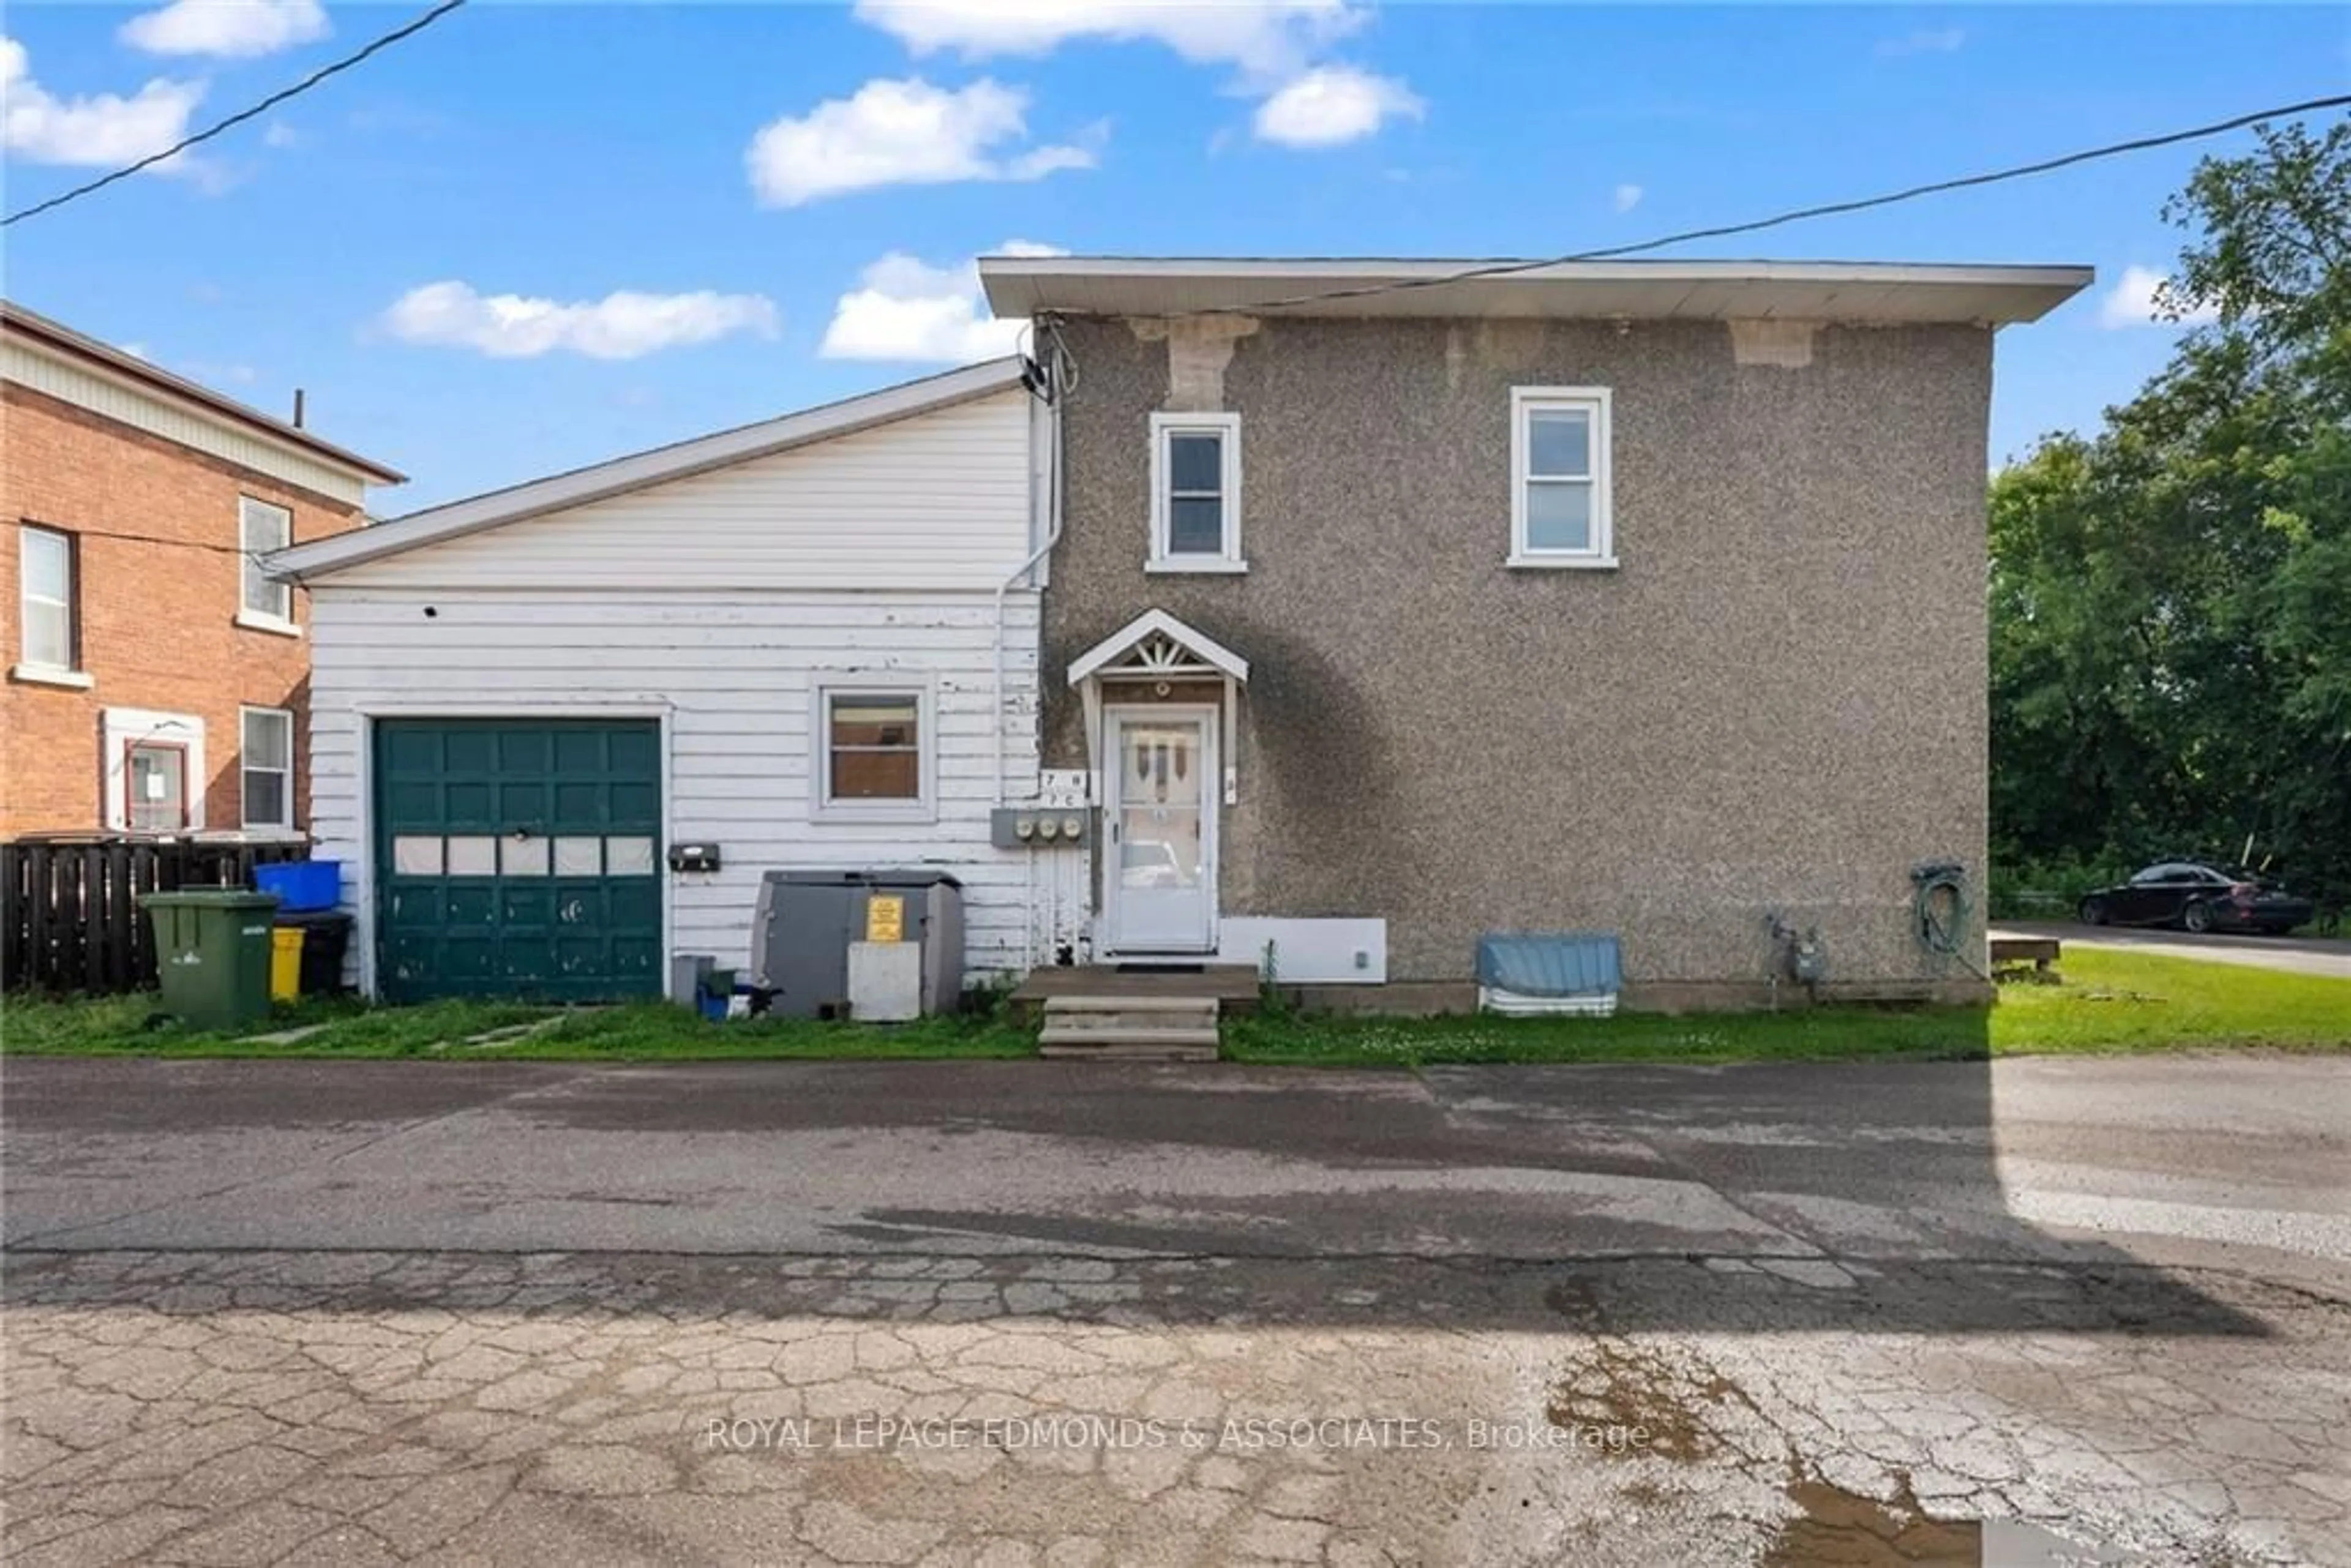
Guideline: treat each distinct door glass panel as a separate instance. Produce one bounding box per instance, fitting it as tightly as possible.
[445,836,497,875]
[553,836,602,876]
[500,836,550,877]
[392,836,444,875]
[1117,724,1204,890]
[606,836,656,875]
[127,745,186,831]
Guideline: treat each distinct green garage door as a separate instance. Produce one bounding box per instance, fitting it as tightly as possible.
[376,719,662,1003]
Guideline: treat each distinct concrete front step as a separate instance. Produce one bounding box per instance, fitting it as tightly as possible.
[1041,994,1220,1013]
[1038,1026,1221,1048]
[1040,1043,1220,1062]
[1041,1011,1218,1034]
[1038,994,1222,1061]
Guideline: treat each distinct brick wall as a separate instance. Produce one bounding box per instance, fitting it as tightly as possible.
[1,383,370,838]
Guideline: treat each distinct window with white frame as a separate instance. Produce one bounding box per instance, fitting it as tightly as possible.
[812,683,933,820]
[1510,388,1615,566]
[18,525,78,670]
[239,497,293,623]
[241,706,294,831]
[1148,412,1244,571]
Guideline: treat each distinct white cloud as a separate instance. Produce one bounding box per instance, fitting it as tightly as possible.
[1876,26,1965,58]
[262,119,302,149]
[1613,182,1643,213]
[379,282,781,360]
[2098,265,2219,329]
[857,0,1361,80]
[746,77,1095,207]
[118,342,151,359]
[820,241,1063,363]
[1252,65,1420,147]
[1,36,208,173]
[121,0,329,59]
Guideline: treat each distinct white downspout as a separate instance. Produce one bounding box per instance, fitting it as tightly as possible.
[994,347,1064,807]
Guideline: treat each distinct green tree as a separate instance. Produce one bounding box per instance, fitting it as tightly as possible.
[1991,119,2351,921]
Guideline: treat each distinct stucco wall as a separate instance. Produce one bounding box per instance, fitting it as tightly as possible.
[1043,314,1993,995]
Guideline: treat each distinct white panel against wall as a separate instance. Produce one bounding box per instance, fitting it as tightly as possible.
[1216,918,1389,985]
[307,587,1053,991]
[332,390,1034,592]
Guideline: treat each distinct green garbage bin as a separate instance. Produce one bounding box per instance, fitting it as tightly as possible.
[142,890,282,1030]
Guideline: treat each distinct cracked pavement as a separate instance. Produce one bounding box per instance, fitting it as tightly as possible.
[4,1054,2348,1564]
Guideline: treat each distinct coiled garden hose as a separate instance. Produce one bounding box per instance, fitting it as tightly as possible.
[1911,861,1990,980]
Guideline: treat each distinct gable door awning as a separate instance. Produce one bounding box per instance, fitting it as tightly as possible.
[1067,609,1250,806]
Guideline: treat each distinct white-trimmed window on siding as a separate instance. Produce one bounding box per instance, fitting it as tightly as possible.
[1510,388,1616,568]
[811,680,936,823]
[241,705,295,832]
[238,497,297,632]
[1147,412,1245,573]
[14,524,87,686]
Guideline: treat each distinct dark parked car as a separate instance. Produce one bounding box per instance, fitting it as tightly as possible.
[2079,863,2316,935]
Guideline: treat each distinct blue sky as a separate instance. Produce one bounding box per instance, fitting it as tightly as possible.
[4,2,2344,513]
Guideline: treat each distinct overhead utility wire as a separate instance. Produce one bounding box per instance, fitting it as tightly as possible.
[1192,92,2351,316]
[4,0,470,227]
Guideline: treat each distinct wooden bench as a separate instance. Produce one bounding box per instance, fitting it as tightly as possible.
[1990,936,2062,973]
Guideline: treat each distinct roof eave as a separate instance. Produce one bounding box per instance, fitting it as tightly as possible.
[1,301,407,484]
[977,257,2097,327]
[269,356,1029,582]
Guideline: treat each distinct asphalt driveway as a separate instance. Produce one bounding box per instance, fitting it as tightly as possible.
[1993,919,2351,978]
[7,1056,2349,1566]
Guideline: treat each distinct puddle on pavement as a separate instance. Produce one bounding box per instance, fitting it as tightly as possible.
[1767,1477,1980,1566]
[1761,1475,2147,1566]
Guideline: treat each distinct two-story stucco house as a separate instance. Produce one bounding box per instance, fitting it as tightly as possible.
[271,257,2088,1013]
[2,301,404,842]
[978,257,2091,1009]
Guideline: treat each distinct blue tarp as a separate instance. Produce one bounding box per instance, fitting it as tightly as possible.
[1475,932,1623,998]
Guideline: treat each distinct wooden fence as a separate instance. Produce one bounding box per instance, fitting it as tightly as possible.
[1,840,311,996]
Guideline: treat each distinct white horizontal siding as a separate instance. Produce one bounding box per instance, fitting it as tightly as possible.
[308,586,1071,995]
[332,390,1033,592]
[2,340,370,506]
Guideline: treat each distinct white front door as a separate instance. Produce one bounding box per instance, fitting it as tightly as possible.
[1103,707,1215,953]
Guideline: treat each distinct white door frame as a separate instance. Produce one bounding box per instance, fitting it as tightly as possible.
[1101,702,1218,956]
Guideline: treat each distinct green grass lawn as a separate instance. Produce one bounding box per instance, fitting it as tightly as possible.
[2,948,2344,1065]
[0,994,1034,1061]
[1225,948,2351,1068]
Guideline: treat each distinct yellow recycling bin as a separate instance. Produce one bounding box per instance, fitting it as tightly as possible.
[269,926,305,1002]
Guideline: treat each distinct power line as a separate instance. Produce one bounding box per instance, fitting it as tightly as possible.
[1190,92,2351,317]
[4,0,470,228]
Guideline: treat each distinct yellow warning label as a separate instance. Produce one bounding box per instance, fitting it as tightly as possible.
[866,895,905,943]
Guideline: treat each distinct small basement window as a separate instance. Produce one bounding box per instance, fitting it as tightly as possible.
[1148,412,1244,572]
[1510,388,1615,568]
[812,684,934,822]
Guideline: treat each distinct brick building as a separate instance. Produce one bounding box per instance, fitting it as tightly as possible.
[2,301,403,840]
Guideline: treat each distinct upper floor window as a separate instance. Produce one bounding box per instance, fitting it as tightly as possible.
[239,497,294,627]
[1510,388,1616,568]
[17,525,79,673]
[1148,413,1245,573]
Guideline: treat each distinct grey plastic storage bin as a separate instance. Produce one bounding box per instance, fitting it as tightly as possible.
[751,870,965,1019]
